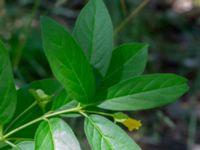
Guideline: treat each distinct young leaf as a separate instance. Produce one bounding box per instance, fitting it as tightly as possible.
[12,141,34,150]
[101,43,148,89]
[99,74,189,111]
[35,118,81,150]
[0,41,17,125]
[84,115,141,150]
[41,16,96,104]
[6,79,62,138]
[73,0,113,76]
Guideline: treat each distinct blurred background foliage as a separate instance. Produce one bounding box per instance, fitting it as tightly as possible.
[0,0,200,149]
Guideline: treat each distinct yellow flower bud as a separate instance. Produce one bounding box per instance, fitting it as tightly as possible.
[113,112,142,131]
[122,118,142,131]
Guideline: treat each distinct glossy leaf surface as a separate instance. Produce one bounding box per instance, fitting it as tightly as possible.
[102,43,148,89]
[35,118,81,150]
[85,115,141,150]
[99,74,188,111]
[73,0,113,76]
[41,16,95,104]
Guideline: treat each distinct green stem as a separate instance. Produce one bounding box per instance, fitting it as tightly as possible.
[7,137,33,141]
[3,117,43,139]
[44,107,81,118]
[114,0,149,35]
[3,106,81,139]
[4,140,18,149]
[5,102,37,132]
[85,110,114,117]
[79,111,88,118]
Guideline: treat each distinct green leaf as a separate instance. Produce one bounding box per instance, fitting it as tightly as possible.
[35,118,81,150]
[52,91,80,118]
[99,74,189,111]
[73,0,113,76]
[84,115,141,150]
[0,41,17,125]
[0,142,7,149]
[12,141,34,150]
[101,43,148,89]
[51,89,72,111]
[6,79,62,138]
[41,16,96,104]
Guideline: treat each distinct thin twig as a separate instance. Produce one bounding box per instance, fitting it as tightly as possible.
[4,140,18,149]
[120,0,128,16]
[5,102,37,132]
[114,0,150,35]
[3,106,81,138]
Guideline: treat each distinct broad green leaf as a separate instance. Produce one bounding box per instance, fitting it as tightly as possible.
[35,118,81,150]
[41,16,96,104]
[52,91,80,118]
[0,41,17,125]
[5,79,62,138]
[101,43,148,89]
[73,0,113,76]
[99,74,189,111]
[12,141,34,150]
[84,115,141,150]
[51,89,72,110]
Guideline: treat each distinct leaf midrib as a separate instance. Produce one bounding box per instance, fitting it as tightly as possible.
[107,82,186,101]
[87,117,114,150]
[52,47,90,101]
[47,120,55,150]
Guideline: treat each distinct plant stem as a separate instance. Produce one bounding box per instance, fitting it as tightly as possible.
[120,0,128,16]
[5,102,37,132]
[3,106,81,139]
[3,117,43,139]
[44,107,81,118]
[85,110,114,117]
[7,137,33,141]
[114,0,149,35]
[4,140,18,149]
[79,111,88,118]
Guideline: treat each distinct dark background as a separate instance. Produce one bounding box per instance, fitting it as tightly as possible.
[0,0,200,149]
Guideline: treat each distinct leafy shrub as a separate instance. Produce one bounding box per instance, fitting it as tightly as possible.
[0,0,188,149]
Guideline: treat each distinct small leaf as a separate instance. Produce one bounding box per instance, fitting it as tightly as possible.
[35,118,81,150]
[84,115,141,150]
[41,16,96,104]
[0,41,17,125]
[99,74,189,111]
[101,43,148,89]
[73,0,113,76]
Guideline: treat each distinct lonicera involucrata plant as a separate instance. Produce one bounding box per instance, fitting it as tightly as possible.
[0,0,189,149]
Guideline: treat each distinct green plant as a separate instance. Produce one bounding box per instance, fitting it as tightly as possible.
[0,0,188,149]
